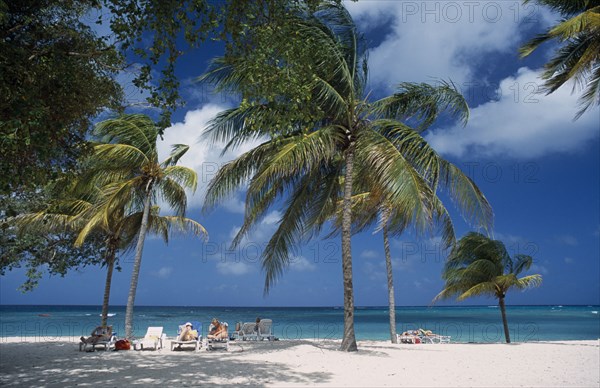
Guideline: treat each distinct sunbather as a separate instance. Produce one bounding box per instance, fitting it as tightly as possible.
[80,326,112,345]
[179,322,198,341]
[207,318,228,340]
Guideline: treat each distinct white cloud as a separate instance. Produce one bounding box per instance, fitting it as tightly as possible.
[360,250,379,259]
[289,256,317,272]
[564,257,574,264]
[157,105,264,210]
[216,261,253,276]
[346,1,535,91]
[556,234,579,246]
[154,266,173,279]
[426,67,600,159]
[530,263,549,275]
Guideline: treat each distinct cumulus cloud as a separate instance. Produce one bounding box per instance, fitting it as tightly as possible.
[346,1,545,91]
[556,234,579,246]
[157,104,264,210]
[426,67,600,159]
[216,261,253,276]
[564,257,574,264]
[154,266,173,279]
[289,256,317,272]
[360,250,379,259]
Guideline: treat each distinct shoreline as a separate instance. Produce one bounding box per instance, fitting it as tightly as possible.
[1,338,598,387]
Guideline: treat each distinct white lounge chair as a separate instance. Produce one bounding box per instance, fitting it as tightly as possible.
[257,319,275,341]
[206,322,229,351]
[171,321,202,351]
[238,322,259,341]
[134,326,166,350]
[420,334,451,344]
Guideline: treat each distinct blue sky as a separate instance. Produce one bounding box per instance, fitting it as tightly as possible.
[1,1,599,307]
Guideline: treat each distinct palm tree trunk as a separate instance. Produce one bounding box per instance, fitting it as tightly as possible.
[124,188,152,339]
[340,144,357,352]
[498,296,511,343]
[382,208,397,343]
[100,243,117,327]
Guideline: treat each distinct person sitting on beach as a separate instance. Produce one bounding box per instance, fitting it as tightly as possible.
[178,322,198,341]
[80,326,112,345]
[207,318,228,340]
[254,317,261,333]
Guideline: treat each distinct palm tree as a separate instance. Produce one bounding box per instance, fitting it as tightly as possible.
[15,184,204,328]
[201,3,492,351]
[433,232,542,343]
[520,0,600,118]
[79,114,207,339]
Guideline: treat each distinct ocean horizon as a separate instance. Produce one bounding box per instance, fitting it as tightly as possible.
[1,304,598,343]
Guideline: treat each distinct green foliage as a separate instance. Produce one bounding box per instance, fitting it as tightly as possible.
[520,0,600,118]
[434,232,543,302]
[0,0,124,194]
[202,1,492,293]
[0,188,107,292]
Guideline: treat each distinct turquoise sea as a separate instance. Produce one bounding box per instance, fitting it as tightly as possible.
[0,305,598,343]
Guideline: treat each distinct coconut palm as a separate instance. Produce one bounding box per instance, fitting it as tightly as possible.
[15,182,205,328]
[78,114,206,339]
[520,0,600,118]
[434,232,542,343]
[200,3,491,350]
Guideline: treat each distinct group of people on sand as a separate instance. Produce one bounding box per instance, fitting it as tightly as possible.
[81,317,262,344]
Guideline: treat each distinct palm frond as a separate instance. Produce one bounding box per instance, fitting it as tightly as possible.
[372,80,469,131]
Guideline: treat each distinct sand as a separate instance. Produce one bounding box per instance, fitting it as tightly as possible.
[0,337,598,387]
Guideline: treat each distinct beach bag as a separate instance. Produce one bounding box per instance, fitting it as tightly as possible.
[115,339,131,350]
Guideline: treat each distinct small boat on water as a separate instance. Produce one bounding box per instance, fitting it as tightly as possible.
[38,314,51,317]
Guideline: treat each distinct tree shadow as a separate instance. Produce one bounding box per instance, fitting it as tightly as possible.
[0,341,332,387]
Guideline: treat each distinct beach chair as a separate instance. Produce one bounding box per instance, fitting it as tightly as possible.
[171,321,202,351]
[257,319,275,341]
[238,322,259,341]
[206,322,229,351]
[133,326,166,350]
[421,334,451,344]
[396,332,422,344]
[79,326,116,352]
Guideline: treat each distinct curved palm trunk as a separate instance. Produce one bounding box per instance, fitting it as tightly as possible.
[340,144,357,352]
[100,243,117,327]
[124,188,152,339]
[498,296,511,343]
[382,208,397,343]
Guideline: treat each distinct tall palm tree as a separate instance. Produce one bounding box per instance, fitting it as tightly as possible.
[15,185,204,328]
[520,0,600,118]
[201,3,492,351]
[434,232,542,343]
[78,114,207,339]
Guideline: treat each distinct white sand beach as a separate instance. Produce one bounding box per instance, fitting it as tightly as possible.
[0,337,598,387]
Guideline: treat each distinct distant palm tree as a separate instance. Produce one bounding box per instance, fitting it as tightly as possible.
[201,3,492,351]
[520,0,600,118]
[80,114,207,339]
[434,232,542,343]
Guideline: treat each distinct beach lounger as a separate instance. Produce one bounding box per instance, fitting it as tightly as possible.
[206,322,229,351]
[420,334,451,344]
[171,321,202,351]
[238,322,259,341]
[258,319,275,341]
[396,333,422,344]
[133,326,166,350]
[79,326,116,352]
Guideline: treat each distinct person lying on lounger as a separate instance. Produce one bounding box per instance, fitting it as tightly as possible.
[80,326,112,345]
[179,322,198,341]
[207,318,228,340]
